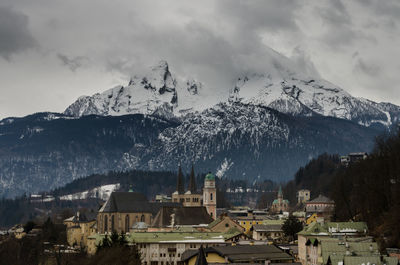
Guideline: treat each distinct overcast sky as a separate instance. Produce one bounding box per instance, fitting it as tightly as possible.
[0,0,399,118]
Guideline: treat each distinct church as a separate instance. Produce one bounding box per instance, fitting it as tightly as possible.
[270,186,289,213]
[171,165,217,219]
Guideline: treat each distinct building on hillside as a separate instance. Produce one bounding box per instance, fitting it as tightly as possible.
[206,215,245,233]
[270,186,289,213]
[340,152,368,166]
[297,190,311,204]
[305,238,398,265]
[97,191,179,234]
[181,245,296,264]
[64,211,97,248]
[150,206,213,229]
[171,166,217,219]
[305,195,335,220]
[297,221,370,265]
[86,230,246,262]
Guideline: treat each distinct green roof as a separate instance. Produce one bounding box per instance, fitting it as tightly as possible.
[297,221,329,236]
[322,241,379,264]
[326,222,368,233]
[205,173,215,181]
[90,231,242,245]
[208,217,222,229]
[298,222,369,236]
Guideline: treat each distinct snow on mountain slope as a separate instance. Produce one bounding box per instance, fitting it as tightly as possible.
[65,61,220,118]
[65,51,400,129]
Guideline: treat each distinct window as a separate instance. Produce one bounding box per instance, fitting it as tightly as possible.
[104,215,108,232]
[111,215,115,232]
[125,215,130,233]
[141,214,145,222]
[210,193,213,201]
[186,198,190,202]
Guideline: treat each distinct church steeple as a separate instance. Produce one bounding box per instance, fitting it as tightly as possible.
[278,185,283,199]
[188,164,197,193]
[176,165,184,194]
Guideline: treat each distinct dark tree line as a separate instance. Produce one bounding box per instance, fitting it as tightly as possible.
[331,131,400,249]
[284,130,400,248]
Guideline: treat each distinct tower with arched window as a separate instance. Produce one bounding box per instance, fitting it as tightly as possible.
[203,172,217,219]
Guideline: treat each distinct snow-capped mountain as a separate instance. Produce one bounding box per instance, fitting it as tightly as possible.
[65,57,400,130]
[65,61,216,118]
[232,74,397,129]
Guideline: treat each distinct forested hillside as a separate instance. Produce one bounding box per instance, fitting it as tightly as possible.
[284,130,400,248]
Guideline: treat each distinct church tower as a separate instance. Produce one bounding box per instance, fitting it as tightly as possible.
[203,172,217,219]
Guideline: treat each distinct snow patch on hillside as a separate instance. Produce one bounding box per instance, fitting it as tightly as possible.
[59,183,120,201]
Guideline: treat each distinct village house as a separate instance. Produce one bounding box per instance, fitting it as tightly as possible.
[64,211,97,248]
[305,195,335,221]
[252,219,285,242]
[86,230,246,263]
[181,244,296,264]
[205,214,245,233]
[297,221,370,265]
[297,189,311,204]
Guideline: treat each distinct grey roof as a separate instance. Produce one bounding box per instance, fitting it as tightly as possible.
[307,194,334,204]
[99,192,180,214]
[151,206,213,227]
[182,245,294,263]
[253,224,282,232]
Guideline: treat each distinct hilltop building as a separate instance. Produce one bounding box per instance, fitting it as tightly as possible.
[172,166,217,219]
[270,186,289,213]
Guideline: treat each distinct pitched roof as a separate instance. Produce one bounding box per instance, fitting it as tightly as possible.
[253,224,283,232]
[151,206,213,227]
[195,246,208,265]
[327,222,368,233]
[182,245,294,263]
[99,192,179,214]
[307,194,334,204]
[322,241,379,264]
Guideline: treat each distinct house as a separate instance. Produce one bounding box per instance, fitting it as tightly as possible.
[270,186,289,213]
[252,221,284,241]
[305,195,335,220]
[340,152,368,166]
[297,190,311,204]
[181,245,296,264]
[86,230,244,262]
[64,211,97,248]
[206,215,245,233]
[297,221,370,265]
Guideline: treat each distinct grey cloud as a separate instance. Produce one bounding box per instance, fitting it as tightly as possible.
[354,58,381,77]
[57,53,89,72]
[0,6,37,60]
